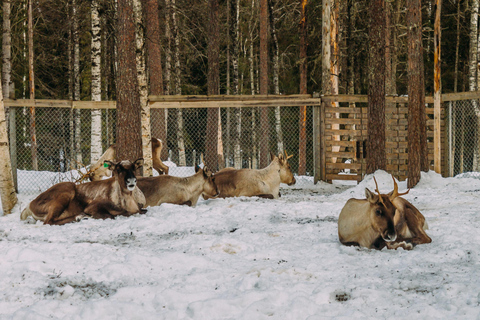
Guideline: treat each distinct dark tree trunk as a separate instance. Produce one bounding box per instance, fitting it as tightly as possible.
[259,0,269,168]
[366,0,387,174]
[206,0,220,170]
[116,0,143,163]
[407,0,428,187]
[298,0,307,175]
[144,0,167,160]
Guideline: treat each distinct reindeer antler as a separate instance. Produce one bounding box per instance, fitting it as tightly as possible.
[389,174,410,200]
[373,176,386,206]
[284,150,293,160]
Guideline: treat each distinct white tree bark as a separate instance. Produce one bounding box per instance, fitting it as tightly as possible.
[470,0,480,170]
[90,0,103,164]
[73,0,82,167]
[133,0,153,176]
[172,0,186,166]
[233,0,241,169]
[0,75,17,214]
[269,0,284,154]
[249,0,257,169]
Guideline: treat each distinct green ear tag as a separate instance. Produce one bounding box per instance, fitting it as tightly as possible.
[104,162,109,168]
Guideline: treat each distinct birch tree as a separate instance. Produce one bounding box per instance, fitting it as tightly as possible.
[269,0,284,155]
[249,0,258,169]
[172,0,186,166]
[259,0,269,168]
[28,0,38,170]
[133,0,153,176]
[233,0,242,169]
[0,73,17,214]
[73,0,82,167]
[90,0,103,164]
[298,0,308,175]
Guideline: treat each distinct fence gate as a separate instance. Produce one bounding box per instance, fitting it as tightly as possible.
[322,100,442,183]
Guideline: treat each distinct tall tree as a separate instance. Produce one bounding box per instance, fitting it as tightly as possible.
[28,0,38,170]
[249,0,257,169]
[0,72,17,214]
[259,0,269,168]
[91,0,103,164]
[116,0,143,162]
[298,0,308,175]
[233,0,242,169]
[73,0,82,167]
[366,0,387,173]
[134,0,153,176]
[205,0,221,171]
[172,0,186,166]
[269,0,284,155]
[407,0,428,187]
[145,0,168,161]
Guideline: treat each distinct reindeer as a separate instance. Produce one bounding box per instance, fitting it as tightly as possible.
[338,175,431,250]
[203,151,296,200]
[137,165,218,207]
[89,138,169,181]
[20,159,146,225]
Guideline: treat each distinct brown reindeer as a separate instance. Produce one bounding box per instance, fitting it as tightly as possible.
[338,175,431,250]
[137,165,218,207]
[89,138,169,181]
[20,159,146,225]
[203,151,296,200]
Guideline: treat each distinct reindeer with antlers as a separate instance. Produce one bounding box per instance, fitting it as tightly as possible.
[338,175,431,250]
[203,151,296,200]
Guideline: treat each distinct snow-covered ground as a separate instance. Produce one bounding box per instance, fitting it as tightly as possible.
[1,169,480,319]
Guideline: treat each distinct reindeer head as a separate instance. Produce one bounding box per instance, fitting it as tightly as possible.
[278,151,296,186]
[364,175,404,243]
[104,158,143,192]
[196,165,219,199]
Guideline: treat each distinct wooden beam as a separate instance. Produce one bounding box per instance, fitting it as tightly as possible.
[434,0,442,174]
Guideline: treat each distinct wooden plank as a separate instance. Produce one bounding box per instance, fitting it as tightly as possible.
[326,173,362,181]
[325,106,367,114]
[326,151,355,158]
[326,140,356,147]
[326,118,363,125]
[325,129,367,136]
[149,94,314,101]
[326,163,362,170]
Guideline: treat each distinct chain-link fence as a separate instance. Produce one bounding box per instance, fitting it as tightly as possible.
[444,99,480,179]
[9,105,314,194]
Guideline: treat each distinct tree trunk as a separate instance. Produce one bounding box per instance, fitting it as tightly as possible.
[91,0,103,164]
[225,0,231,168]
[145,0,167,161]
[269,0,284,155]
[73,0,82,167]
[249,0,257,169]
[259,0,269,168]
[116,0,143,162]
[233,0,241,169]
[433,0,441,174]
[407,0,428,188]
[206,0,221,171]
[298,0,308,175]
[366,0,387,174]
[134,0,152,176]
[0,75,17,214]
[28,0,38,171]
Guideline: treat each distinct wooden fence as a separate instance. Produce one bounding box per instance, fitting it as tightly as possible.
[6,91,478,185]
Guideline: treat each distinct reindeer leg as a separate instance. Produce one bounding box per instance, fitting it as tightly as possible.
[84,200,129,219]
[403,207,432,245]
[42,193,75,225]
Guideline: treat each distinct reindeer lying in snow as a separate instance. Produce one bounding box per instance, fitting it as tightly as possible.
[137,165,218,207]
[89,138,169,181]
[21,159,146,225]
[338,175,431,250]
[203,151,296,200]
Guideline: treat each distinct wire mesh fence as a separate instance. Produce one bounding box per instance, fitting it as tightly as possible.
[9,105,314,194]
[444,99,480,179]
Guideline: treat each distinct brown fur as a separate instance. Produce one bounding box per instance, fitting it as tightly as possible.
[89,138,168,181]
[338,178,431,250]
[21,159,146,225]
[204,153,295,200]
[137,166,218,207]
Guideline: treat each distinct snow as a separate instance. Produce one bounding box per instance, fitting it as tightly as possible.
[1,169,480,319]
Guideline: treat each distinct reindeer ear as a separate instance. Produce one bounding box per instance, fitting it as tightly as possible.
[269,151,276,161]
[278,153,285,162]
[202,166,212,178]
[365,188,378,204]
[195,165,201,173]
[103,160,115,171]
[134,158,144,170]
